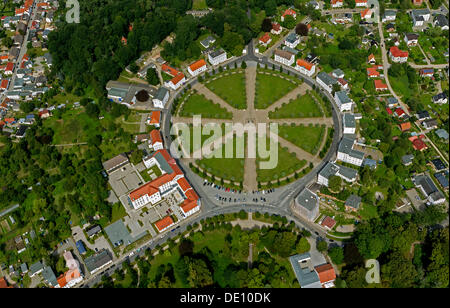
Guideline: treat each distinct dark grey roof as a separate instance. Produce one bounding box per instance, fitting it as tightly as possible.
[431,158,446,171]
[85,249,113,273]
[285,32,299,44]
[154,87,169,101]
[289,253,321,288]
[317,72,337,87]
[338,164,358,180]
[435,129,449,140]
[209,48,226,59]
[414,174,438,196]
[384,10,396,17]
[416,110,430,119]
[402,154,414,165]
[338,136,364,160]
[102,153,129,172]
[29,261,44,275]
[405,33,419,40]
[332,68,344,77]
[345,194,362,209]
[86,225,101,237]
[434,14,448,27]
[42,266,57,287]
[423,118,438,127]
[295,188,318,211]
[343,113,356,128]
[281,45,300,55]
[433,92,447,102]
[387,96,398,105]
[336,91,351,104]
[200,36,215,48]
[434,172,449,189]
[319,162,339,180]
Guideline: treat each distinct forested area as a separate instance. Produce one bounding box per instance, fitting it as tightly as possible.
[48,0,186,94]
[97,217,312,288]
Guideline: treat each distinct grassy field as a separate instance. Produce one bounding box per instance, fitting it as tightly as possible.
[254,72,297,109]
[256,138,307,182]
[179,93,233,119]
[389,74,414,100]
[195,134,245,183]
[205,71,247,109]
[278,124,325,155]
[269,93,323,118]
[192,0,208,9]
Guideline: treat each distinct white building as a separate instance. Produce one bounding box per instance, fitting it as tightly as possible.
[187,59,207,77]
[317,162,358,187]
[152,87,169,108]
[331,0,344,8]
[355,0,367,7]
[337,136,365,167]
[343,113,356,134]
[284,33,300,49]
[316,72,337,93]
[295,59,315,77]
[208,49,227,66]
[334,91,353,112]
[164,73,185,91]
[274,49,295,66]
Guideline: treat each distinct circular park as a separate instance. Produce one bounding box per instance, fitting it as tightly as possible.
[171,63,336,191]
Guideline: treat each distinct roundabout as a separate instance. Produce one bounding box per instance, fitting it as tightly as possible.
[170,62,338,191]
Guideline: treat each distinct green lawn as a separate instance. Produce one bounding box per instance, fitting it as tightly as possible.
[192,0,208,9]
[278,124,325,155]
[111,203,127,223]
[195,134,245,183]
[254,72,297,109]
[205,71,247,109]
[179,93,233,119]
[256,138,307,182]
[389,74,414,100]
[269,93,323,118]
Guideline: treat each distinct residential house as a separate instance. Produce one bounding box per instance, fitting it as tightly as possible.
[399,122,412,132]
[331,0,344,8]
[321,216,336,230]
[367,66,380,78]
[200,36,216,48]
[414,174,446,205]
[413,0,423,5]
[389,46,409,63]
[284,33,300,48]
[150,129,164,151]
[86,225,101,238]
[208,49,227,66]
[404,33,419,46]
[4,62,14,75]
[345,195,362,212]
[315,263,337,288]
[295,59,315,77]
[147,110,161,127]
[331,69,344,79]
[402,154,415,166]
[28,261,44,278]
[360,8,372,20]
[187,59,207,77]
[289,253,322,288]
[419,68,434,77]
[281,8,296,22]
[259,33,271,47]
[432,92,447,104]
[42,266,58,288]
[434,172,449,190]
[411,9,431,27]
[416,110,431,121]
[102,153,129,174]
[335,91,353,112]
[85,249,113,274]
[316,72,337,93]
[433,14,449,30]
[395,107,407,118]
[385,23,396,32]
[292,188,319,222]
[152,87,169,109]
[274,49,295,66]
[317,162,358,187]
[382,10,397,22]
[422,118,438,130]
[374,79,388,91]
[430,158,446,171]
[337,136,365,167]
[271,23,282,35]
[368,54,376,64]
[409,135,428,151]
[355,0,368,7]
[435,129,449,140]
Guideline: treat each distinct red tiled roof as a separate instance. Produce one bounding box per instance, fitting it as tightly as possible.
[0,79,8,89]
[399,122,411,131]
[5,62,14,71]
[355,0,367,3]
[15,8,25,15]
[155,216,174,231]
[181,199,198,213]
[150,129,162,144]
[39,109,50,117]
[272,23,281,31]
[296,59,313,71]
[259,32,271,43]
[374,79,387,89]
[177,177,191,192]
[367,67,380,77]
[412,138,427,151]
[386,107,393,115]
[189,59,206,72]
[315,264,336,284]
[4,118,15,123]
[149,111,161,124]
[170,73,185,86]
[368,54,375,62]
[282,8,296,17]
[390,46,408,58]
[129,182,159,201]
[361,8,371,18]
[0,277,12,288]
[161,64,180,77]
[395,107,405,116]
[321,216,336,229]
[331,0,343,4]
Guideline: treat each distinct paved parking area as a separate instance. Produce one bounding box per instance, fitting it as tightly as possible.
[406,189,425,211]
[108,163,143,197]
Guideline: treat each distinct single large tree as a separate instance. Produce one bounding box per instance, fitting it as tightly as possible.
[261,18,273,32]
[295,23,309,36]
[146,67,159,85]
